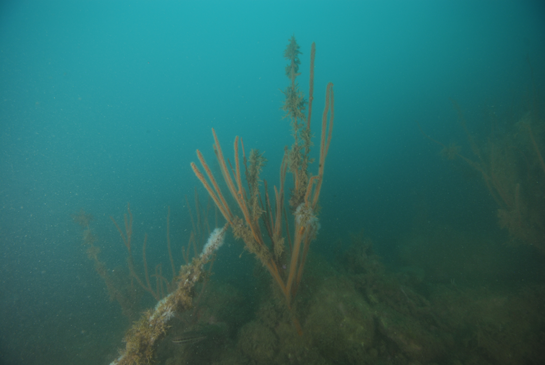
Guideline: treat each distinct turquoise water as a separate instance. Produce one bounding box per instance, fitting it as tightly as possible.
[1,1,545,364]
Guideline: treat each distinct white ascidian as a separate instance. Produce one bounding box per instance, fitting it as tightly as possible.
[200,226,227,258]
[295,203,320,235]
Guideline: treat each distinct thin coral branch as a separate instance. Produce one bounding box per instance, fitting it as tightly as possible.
[307,42,316,132]
[166,206,175,280]
[311,82,334,209]
[191,160,233,224]
[142,233,160,301]
[527,123,545,175]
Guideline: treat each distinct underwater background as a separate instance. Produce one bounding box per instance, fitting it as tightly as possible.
[1,1,545,364]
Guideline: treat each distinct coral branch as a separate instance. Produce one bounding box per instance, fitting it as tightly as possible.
[311,82,334,209]
[307,42,316,131]
[110,227,226,365]
[190,39,333,335]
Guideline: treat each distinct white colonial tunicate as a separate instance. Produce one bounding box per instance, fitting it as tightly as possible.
[200,227,227,258]
[295,203,320,237]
